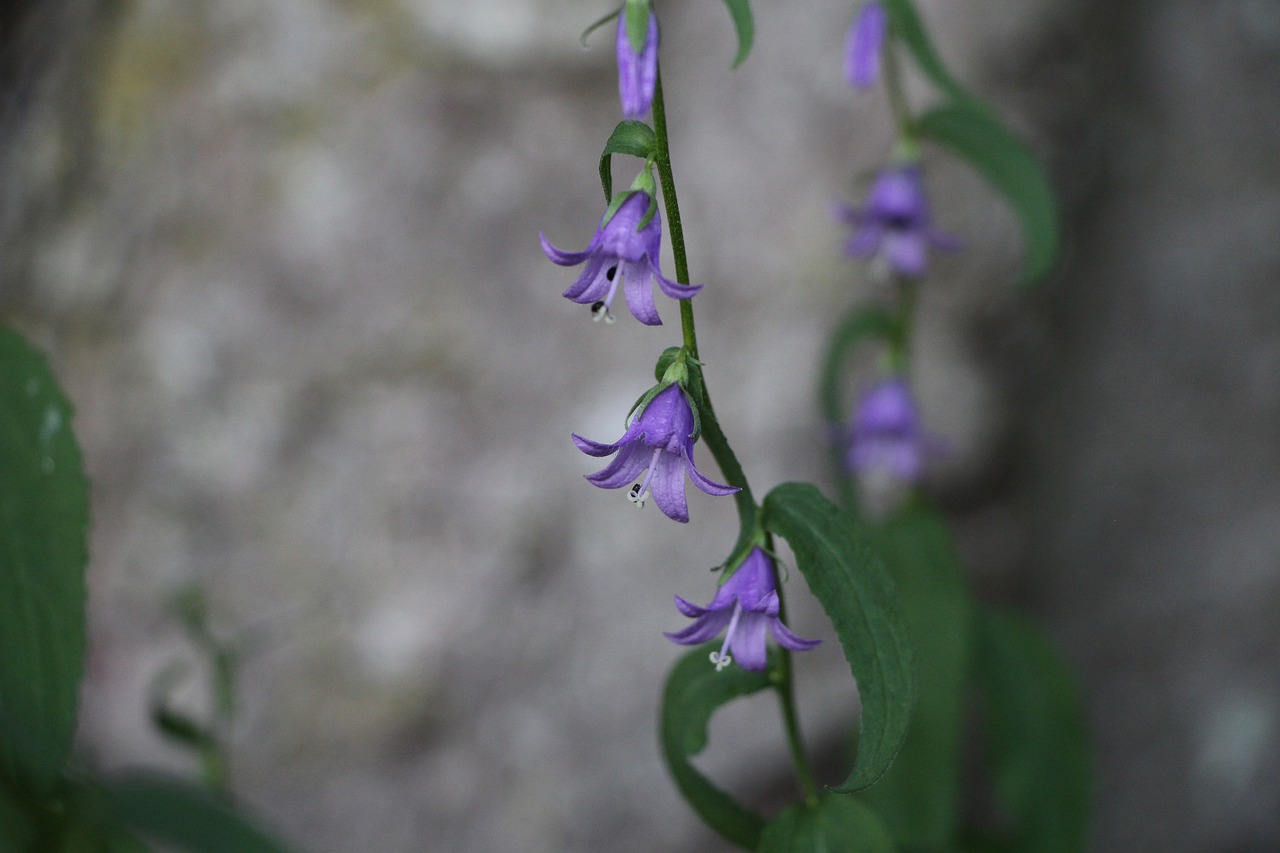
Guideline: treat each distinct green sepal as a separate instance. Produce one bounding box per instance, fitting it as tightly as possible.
[918,103,1060,287]
[659,643,770,849]
[758,795,896,852]
[0,327,90,797]
[971,607,1091,852]
[654,346,683,382]
[579,6,622,49]
[719,0,755,68]
[624,0,650,56]
[761,482,916,793]
[598,120,657,202]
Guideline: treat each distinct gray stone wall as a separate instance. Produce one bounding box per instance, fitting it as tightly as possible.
[2,1,1277,851]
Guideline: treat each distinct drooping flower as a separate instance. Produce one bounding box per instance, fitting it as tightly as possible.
[541,191,700,326]
[572,383,736,523]
[845,2,887,90]
[617,7,659,119]
[846,376,937,484]
[665,548,821,672]
[835,164,960,278]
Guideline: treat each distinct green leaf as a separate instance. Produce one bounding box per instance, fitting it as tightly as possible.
[0,783,37,852]
[759,795,895,852]
[760,482,915,792]
[883,0,980,110]
[0,328,89,795]
[105,774,292,853]
[860,505,972,847]
[659,643,770,849]
[972,608,1091,853]
[917,103,1060,287]
[718,0,755,68]
[598,120,656,202]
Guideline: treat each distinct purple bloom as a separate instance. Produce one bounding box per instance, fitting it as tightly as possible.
[846,377,935,483]
[836,164,960,278]
[541,191,700,326]
[572,383,737,523]
[617,9,658,119]
[845,2,887,90]
[665,548,821,672]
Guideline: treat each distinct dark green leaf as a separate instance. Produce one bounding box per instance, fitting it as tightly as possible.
[860,505,972,847]
[105,774,292,853]
[718,0,755,68]
[917,104,1060,287]
[659,643,770,849]
[759,795,895,852]
[761,483,915,792]
[0,328,89,795]
[598,120,656,202]
[0,783,37,852]
[883,0,981,110]
[972,608,1091,853]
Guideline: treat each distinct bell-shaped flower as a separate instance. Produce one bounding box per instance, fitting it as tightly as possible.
[846,377,939,484]
[572,383,736,523]
[617,7,659,119]
[845,2,887,90]
[541,191,700,326]
[665,548,821,672]
[836,164,960,278]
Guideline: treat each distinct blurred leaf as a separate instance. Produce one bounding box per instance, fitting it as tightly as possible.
[761,482,915,792]
[599,120,656,202]
[860,505,972,847]
[0,328,89,795]
[105,774,291,853]
[917,104,1060,287]
[659,643,770,849]
[759,794,895,852]
[718,0,755,68]
[972,608,1091,853]
[0,783,37,852]
[883,0,981,110]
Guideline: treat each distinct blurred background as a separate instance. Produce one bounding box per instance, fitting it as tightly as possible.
[2,0,1279,850]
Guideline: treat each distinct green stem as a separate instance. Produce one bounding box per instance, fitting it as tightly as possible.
[651,61,818,807]
[882,33,917,148]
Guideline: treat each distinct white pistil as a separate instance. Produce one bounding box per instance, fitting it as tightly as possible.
[709,650,732,671]
[711,601,743,673]
[627,447,662,509]
[591,302,617,324]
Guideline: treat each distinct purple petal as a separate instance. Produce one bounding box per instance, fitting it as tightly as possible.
[654,266,703,301]
[845,2,887,90]
[541,231,598,266]
[665,610,732,645]
[770,619,822,652]
[845,223,884,258]
[621,260,662,326]
[562,255,609,302]
[649,449,689,523]
[883,230,928,277]
[674,594,711,618]
[683,445,739,497]
[727,612,770,671]
[617,12,658,119]
[721,550,777,610]
[584,441,652,489]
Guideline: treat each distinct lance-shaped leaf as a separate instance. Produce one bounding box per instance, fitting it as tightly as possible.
[761,482,915,792]
[918,103,1060,287]
[759,795,895,853]
[598,120,656,202]
[0,328,89,795]
[719,0,755,68]
[971,608,1091,853]
[105,774,292,852]
[659,643,770,849]
[883,0,981,111]
[860,505,972,847]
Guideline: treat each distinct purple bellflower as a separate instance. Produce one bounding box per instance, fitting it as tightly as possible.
[846,376,937,484]
[665,547,821,672]
[836,164,960,278]
[617,8,659,119]
[541,191,700,326]
[572,383,737,523]
[845,2,887,90]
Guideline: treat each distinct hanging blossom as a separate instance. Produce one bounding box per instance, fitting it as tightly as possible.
[835,163,960,278]
[846,376,939,484]
[541,190,700,325]
[617,6,659,118]
[665,547,820,672]
[845,2,887,90]
[572,383,736,523]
